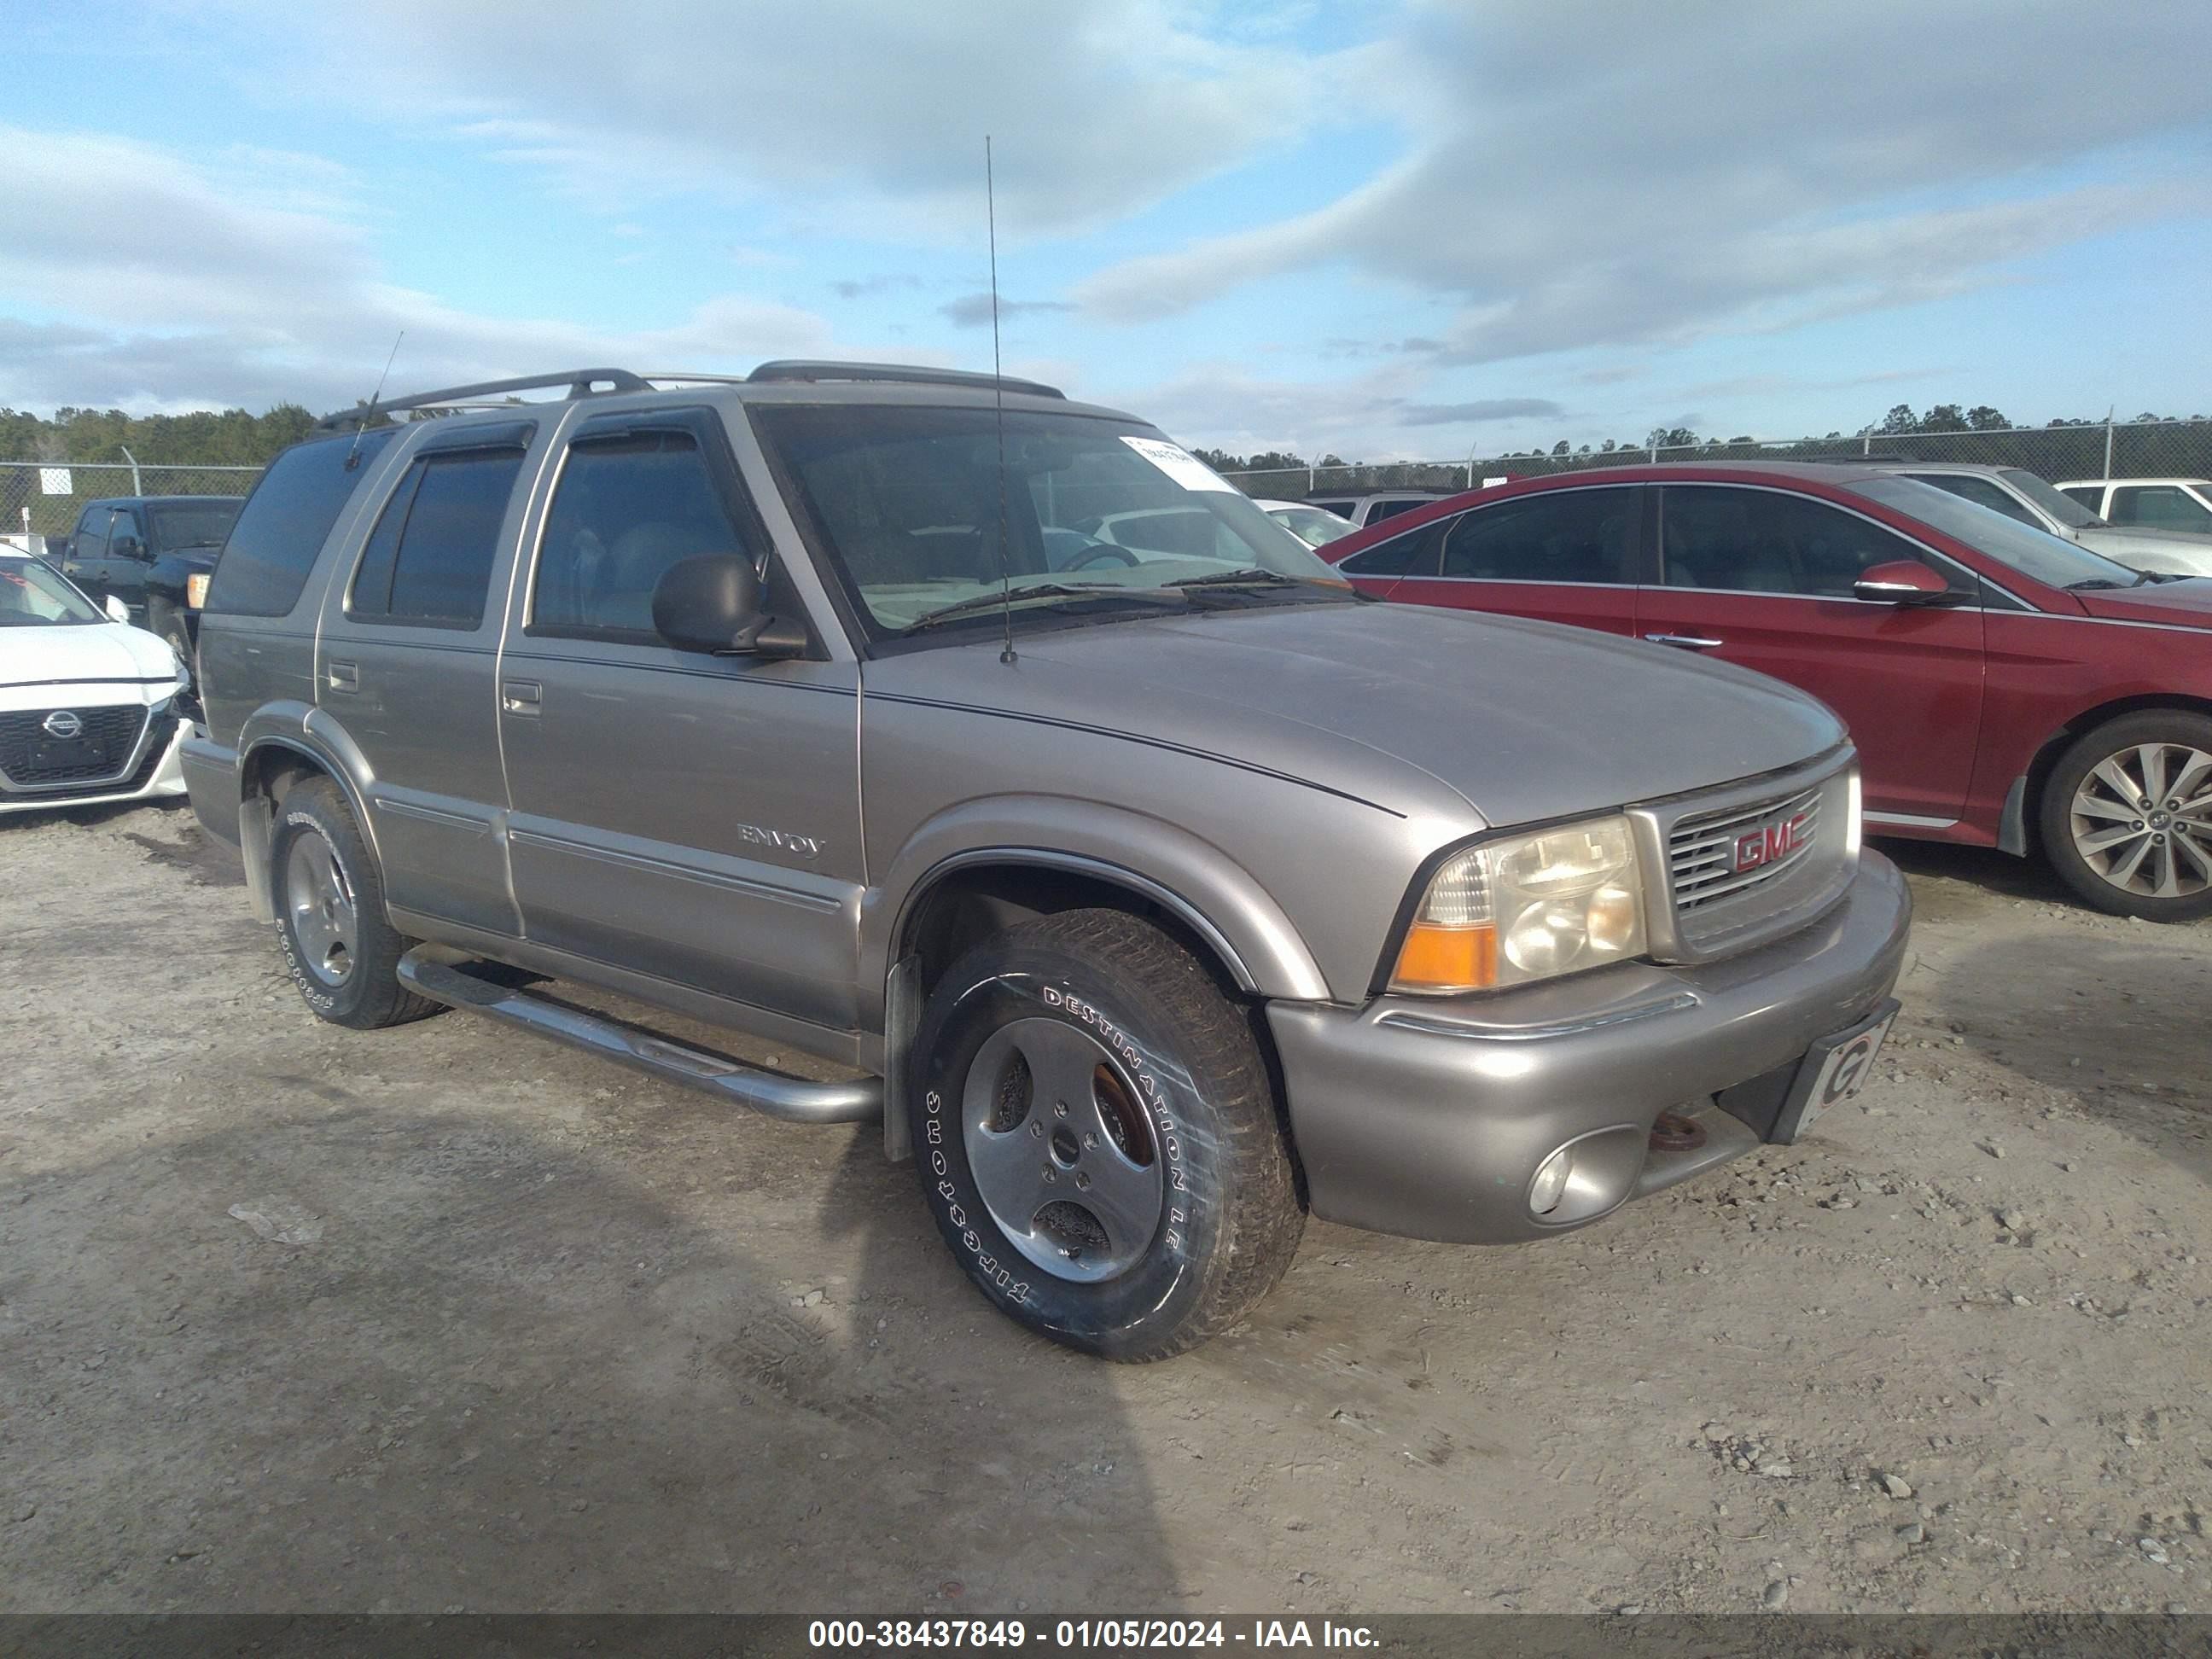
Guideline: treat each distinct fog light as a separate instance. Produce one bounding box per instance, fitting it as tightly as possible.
[1529,1146,1574,1215]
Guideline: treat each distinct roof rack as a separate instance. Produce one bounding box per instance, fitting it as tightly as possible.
[744,360,1065,399]
[315,369,651,431]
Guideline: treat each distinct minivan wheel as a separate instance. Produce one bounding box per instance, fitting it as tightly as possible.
[271,777,442,1028]
[2039,711,2212,922]
[908,909,1304,1361]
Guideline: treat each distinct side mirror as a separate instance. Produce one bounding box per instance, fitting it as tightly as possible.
[1852,560,1954,605]
[112,536,145,560]
[650,556,806,657]
[103,595,131,624]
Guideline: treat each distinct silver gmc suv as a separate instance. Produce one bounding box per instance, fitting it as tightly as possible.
[183,363,1912,1359]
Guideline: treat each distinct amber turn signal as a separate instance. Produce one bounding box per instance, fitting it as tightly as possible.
[1391,920,1499,993]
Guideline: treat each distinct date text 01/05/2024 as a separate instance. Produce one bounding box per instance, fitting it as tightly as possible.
[806,1619,1382,1650]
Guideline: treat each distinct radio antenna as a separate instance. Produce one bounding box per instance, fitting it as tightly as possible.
[987,137,1016,667]
[345,330,405,471]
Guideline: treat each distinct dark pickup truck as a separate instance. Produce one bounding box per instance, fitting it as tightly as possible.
[55,494,242,658]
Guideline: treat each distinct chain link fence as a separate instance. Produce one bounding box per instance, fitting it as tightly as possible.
[4,417,2210,542]
[1219,418,2212,501]
[0,461,264,554]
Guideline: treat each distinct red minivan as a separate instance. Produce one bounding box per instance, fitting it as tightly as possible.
[1321,462,2212,922]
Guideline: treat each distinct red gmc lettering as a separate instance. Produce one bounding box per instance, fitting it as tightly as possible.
[1733,812,1811,873]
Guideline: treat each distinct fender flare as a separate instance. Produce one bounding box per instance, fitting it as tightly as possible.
[863,795,1333,1027]
[234,705,382,921]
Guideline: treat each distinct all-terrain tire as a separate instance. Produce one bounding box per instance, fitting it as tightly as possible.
[908,908,1304,1361]
[2038,711,2212,923]
[271,777,442,1028]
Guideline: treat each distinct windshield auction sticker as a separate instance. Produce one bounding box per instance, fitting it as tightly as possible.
[1120,435,1237,493]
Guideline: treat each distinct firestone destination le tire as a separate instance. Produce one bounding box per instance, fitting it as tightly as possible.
[271,777,441,1030]
[2039,711,2212,923]
[909,909,1305,1361]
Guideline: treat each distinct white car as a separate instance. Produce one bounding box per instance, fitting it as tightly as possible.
[1255,498,1358,549]
[1866,463,2212,578]
[1,550,191,815]
[2057,477,2212,537]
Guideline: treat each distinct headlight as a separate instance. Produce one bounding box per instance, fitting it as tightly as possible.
[185,573,211,608]
[1389,814,1647,993]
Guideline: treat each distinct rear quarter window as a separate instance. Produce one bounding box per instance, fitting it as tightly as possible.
[1340,519,1444,577]
[206,429,396,618]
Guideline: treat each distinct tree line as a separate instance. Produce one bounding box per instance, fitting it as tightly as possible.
[1192,405,2211,473]
[0,405,318,468]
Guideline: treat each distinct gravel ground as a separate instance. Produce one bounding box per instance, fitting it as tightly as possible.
[1,800,2206,1615]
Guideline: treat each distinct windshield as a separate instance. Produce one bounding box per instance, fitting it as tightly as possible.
[2000,468,2104,529]
[1857,478,2143,591]
[1267,505,1358,548]
[750,405,1351,641]
[148,499,242,551]
[0,558,103,626]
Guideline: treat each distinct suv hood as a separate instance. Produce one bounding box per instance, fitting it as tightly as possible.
[0,620,179,691]
[893,602,1844,828]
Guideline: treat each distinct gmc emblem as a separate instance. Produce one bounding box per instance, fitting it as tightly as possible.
[1733,811,1812,875]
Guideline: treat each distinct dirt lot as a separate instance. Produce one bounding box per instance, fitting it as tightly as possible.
[2,801,2206,1616]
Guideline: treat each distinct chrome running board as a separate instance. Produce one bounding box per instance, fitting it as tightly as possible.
[397,946,882,1125]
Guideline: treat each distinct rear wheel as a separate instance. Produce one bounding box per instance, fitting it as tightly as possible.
[271,777,441,1027]
[908,909,1304,1360]
[2039,711,2212,922]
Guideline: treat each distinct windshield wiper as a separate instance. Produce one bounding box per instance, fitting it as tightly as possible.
[903,584,1184,633]
[1160,568,1304,590]
[2065,578,2128,590]
[165,539,225,552]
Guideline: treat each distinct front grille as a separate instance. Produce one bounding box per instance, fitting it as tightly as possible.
[0,705,151,788]
[1658,765,1853,955]
[1670,783,1824,917]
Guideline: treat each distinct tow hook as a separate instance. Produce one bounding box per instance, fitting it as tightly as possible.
[1649,1110,1707,1152]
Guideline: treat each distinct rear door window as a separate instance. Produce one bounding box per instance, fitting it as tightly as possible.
[1339,520,1443,577]
[1441,488,1637,584]
[72,507,110,561]
[349,445,526,629]
[207,429,397,616]
[1365,498,1429,524]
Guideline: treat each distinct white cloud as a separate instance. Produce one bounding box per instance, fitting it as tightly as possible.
[0,126,851,412]
[1075,0,2212,363]
[246,0,1353,238]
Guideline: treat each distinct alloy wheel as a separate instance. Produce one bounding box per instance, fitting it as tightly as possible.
[2068,742,2212,900]
[285,831,359,987]
[960,1016,1165,1283]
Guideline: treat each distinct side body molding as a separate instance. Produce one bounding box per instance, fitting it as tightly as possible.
[863,795,1334,1028]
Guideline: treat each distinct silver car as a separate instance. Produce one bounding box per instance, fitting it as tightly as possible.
[183,362,1910,1360]
[1868,462,2212,577]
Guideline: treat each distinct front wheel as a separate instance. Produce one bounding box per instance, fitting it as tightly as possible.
[2039,711,2212,922]
[908,909,1304,1361]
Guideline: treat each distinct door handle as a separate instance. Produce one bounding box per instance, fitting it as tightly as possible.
[326,660,358,691]
[501,678,542,717]
[1644,632,1725,650]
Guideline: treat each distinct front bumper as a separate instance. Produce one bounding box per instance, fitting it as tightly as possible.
[0,715,190,815]
[1266,851,1912,1243]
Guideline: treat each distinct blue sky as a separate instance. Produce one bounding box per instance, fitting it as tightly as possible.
[3,1,2209,462]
